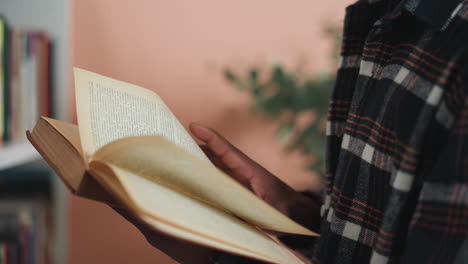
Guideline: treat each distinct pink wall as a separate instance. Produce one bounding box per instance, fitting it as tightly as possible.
[70,1,353,263]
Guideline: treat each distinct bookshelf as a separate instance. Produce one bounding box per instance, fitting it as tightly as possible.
[0,143,41,171]
[0,0,71,263]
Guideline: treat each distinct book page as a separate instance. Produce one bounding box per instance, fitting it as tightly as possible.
[74,68,208,162]
[89,161,304,264]
[92,135,318,236]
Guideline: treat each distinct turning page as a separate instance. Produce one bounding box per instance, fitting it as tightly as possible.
[93,136,318,236]
[89,162,304,264]
[74,68,208,162]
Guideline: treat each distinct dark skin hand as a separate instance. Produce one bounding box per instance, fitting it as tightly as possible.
[113,208,212,264]
[113,123,322,263]
[189,123,322,231]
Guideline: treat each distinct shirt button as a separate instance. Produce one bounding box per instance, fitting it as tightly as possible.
[373,19,383,27]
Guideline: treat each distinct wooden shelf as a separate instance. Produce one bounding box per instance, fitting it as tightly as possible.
[0,142,41,171]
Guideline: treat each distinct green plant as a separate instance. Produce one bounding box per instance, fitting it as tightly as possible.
[223,25,341,177]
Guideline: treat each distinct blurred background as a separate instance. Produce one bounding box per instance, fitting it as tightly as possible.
[0,0,353,263]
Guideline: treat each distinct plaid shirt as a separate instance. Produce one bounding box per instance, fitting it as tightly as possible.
[209,0,468,263]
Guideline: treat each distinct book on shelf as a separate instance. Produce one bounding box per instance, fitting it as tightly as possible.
[0,200,51,264]
[27,68,319,264]
[0,17,6,145]
[0,17,52,147]
[0,171,52,264]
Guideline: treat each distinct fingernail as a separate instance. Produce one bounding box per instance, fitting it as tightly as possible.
[190,123,212,140]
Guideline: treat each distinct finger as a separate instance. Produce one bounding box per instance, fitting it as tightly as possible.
[201,145,252,189]
[199,145,217,160]
[190,124,259,183]
[189,123,215,143]
[201,145,229,171]
[221,151,253,180]
[190,123,232,156]
[190,123,246,166]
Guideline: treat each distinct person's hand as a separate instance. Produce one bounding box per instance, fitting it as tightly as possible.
[189,123,322,231]
[113,207,212,264]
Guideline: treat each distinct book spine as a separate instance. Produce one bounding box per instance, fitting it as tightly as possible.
[37,33,51,118]
[0,243,5,264]
[0,19,53,144]
[3,20,10,144]
[26,33,39,132]
[18,31,31,141]
[0,18,5,146]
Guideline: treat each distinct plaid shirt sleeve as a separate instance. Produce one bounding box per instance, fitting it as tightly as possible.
[208,1,468,263]
[400,60,468,263]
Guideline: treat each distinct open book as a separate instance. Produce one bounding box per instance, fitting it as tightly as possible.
[27,68,318,264]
